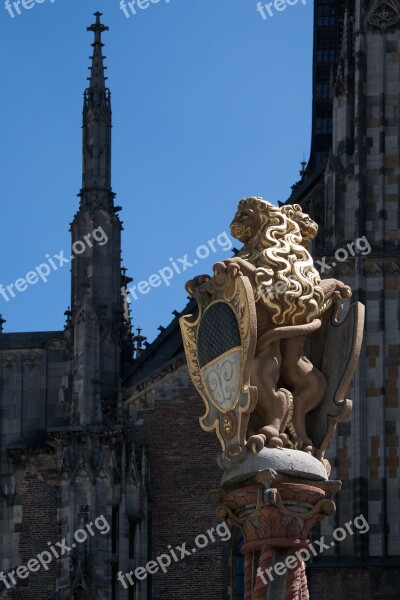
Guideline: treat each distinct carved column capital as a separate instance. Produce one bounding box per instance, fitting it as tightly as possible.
[217,480,337,599]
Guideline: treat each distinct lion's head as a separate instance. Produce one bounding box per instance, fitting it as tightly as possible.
[233,197,324,326]
[229,197,265,244]
[280,204,318,248]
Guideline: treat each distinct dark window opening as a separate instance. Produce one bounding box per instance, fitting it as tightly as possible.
[112,506,119,554]
[316,49,337,62]
[232,529,245,600]
[316,150,329,165]
[111,564,118,600]
[316,118,333,134]
[316,83,330,99]
[129,519,137,560]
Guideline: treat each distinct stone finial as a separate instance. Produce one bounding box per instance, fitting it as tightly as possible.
[132,327,147,359]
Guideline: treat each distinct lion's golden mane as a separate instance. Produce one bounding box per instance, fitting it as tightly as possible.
[236,197,324,326]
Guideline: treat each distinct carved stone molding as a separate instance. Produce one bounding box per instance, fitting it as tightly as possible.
[56,587,70,600]
[363,260,383,277]
[336,262,354,277]
[101,332,119,345]
[7,446,56,470]
[126,444,149,489]
[67,555,92,600]
[7,445,55,459]
[55,432,123,484]
[2,353,17,370]
[127,448,140,486]
[125,360,189,414]
[366,0,400,31]
[23,351,42,369]
[50,428,123,444]
[46,337,68,350]
[126,357,187,397]
[383,261,400,275]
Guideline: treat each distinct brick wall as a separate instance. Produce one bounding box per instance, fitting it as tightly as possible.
[308,566,400,600]
[127,365,231,600]
[6,460,58,600]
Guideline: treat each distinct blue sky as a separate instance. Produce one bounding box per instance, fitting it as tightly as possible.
[0,0,313,343]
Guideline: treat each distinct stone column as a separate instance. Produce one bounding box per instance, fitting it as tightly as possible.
[214,450,341,600]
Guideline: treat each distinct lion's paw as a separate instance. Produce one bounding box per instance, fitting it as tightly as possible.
[247,434,266,454]
[268,436,283,449]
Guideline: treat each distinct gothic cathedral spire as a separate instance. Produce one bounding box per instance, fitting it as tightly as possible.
[71,11,120,319]
[82,11,112,196]
[69,13,132,425]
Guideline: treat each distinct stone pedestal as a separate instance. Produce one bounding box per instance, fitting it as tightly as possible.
[213,448,341,600]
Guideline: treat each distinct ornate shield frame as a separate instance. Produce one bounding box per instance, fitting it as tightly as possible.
[180,272,257,466]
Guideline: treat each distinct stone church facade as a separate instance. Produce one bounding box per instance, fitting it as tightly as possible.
[285,0,400,595]
[0,3,399,600]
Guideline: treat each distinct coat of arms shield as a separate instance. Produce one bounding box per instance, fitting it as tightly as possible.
[180,271,258,467]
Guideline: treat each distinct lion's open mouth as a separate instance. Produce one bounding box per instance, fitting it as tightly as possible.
[230,223,251,238]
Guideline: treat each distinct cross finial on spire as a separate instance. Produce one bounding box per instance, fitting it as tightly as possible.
[87,12,109,46]
[132,327,147,359]
[86,12,109,92]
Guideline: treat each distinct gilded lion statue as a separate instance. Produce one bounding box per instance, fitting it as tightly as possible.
[185,197,353,455]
